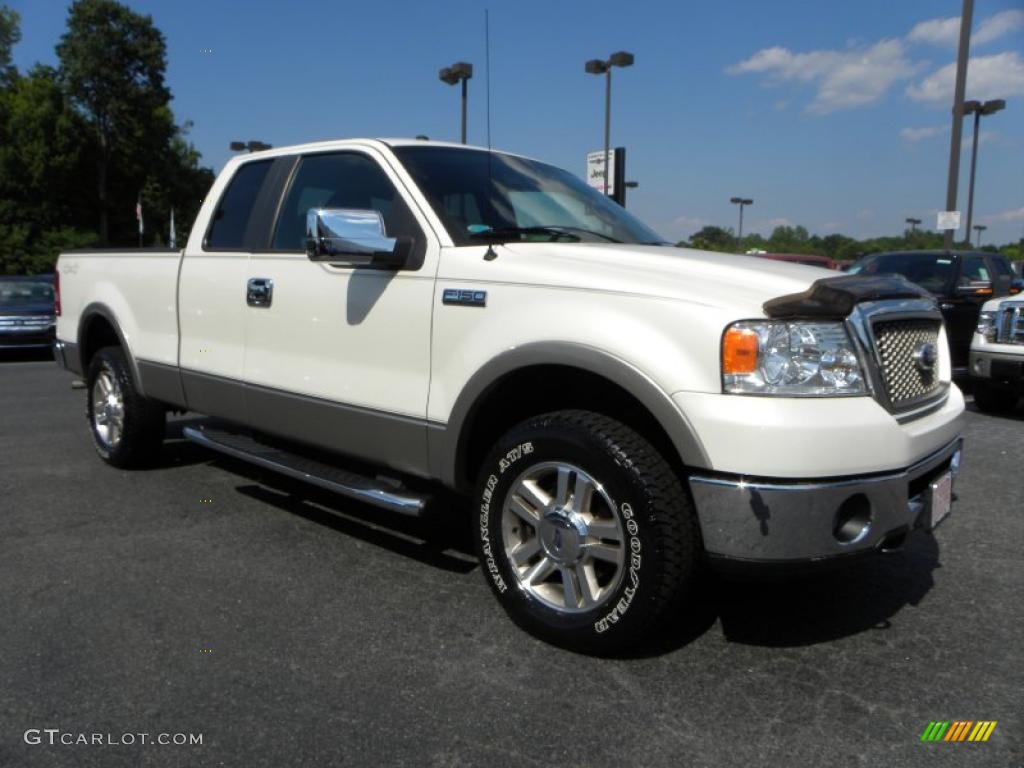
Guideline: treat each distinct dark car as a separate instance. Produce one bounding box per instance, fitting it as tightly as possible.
[846,251,1019,372]
[0,275,56,351]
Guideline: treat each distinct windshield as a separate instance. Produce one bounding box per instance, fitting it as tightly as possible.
[846,252,954,293]
[392,146,665,246]
[0,279,54,308]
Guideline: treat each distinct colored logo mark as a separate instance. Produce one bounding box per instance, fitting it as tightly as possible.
[921,721,997,742]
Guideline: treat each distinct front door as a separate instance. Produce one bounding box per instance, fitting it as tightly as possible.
[241,148,438,476]
[945,254,993,369]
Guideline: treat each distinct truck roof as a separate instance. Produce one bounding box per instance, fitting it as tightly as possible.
[231,137,531,163]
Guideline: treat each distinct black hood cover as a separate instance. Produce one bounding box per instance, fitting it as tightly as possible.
[763,275,934,319]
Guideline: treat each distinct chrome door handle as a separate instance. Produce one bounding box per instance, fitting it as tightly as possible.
[247,278,273,308]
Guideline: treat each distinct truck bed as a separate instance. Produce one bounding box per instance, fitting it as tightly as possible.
[56,248,184,369]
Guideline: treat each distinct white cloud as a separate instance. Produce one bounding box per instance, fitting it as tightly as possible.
[981,207,1024,224]
[907,10,1023,47]
[907,51,1024,103]
[900,125,945,141]
[728,39,918,114]
[975,10,1024,45]
[761,217,792,229]
[908,17,960,46]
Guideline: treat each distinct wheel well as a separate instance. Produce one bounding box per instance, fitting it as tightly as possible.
[80,314,121,369]
[457,365,684,491]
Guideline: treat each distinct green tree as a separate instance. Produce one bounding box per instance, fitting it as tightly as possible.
[767,225,811,253]
[56,0,173,243]
[682,225,735,252]
[0,65,98,273]
[0,5,19,84]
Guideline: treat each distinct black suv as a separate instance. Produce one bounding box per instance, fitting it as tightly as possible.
[847,250,1019,371]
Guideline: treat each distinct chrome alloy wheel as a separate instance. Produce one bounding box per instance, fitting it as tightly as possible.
[502,461,626,613]
[91,367,125,449]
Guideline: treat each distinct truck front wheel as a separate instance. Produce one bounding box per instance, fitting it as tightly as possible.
[473,410,699,654]
[86,346,165,467]
[973,382,1019,414]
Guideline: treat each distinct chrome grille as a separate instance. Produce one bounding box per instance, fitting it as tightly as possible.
[0,315,54,331]
[997,303,1024,345]
[872,318,942,408]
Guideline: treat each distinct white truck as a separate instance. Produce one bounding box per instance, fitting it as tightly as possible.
[54,139,964,653]
[970,296,1024,413]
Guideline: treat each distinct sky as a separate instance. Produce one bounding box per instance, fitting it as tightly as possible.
[8,0,1024,245]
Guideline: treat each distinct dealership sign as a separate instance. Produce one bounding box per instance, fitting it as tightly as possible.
[586,149,616,192]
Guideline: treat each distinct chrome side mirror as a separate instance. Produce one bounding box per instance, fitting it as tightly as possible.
[305,208,411,268]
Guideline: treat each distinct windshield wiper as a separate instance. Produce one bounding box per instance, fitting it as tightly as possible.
[467,225,621,243]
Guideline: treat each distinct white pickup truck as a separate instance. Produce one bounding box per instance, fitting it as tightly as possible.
[54,139,964,653]
[970,296,1024,412]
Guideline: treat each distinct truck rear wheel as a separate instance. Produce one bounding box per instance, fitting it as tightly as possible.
[473,410,699,654]
[973,382,1018,414]
[86,346,165,467]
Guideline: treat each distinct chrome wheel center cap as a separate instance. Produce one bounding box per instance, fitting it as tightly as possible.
[539,508,587,565]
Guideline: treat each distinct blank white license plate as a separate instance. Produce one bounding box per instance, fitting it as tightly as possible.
[929,472,953,529]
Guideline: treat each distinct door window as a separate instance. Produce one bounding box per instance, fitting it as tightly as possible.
[960,255,990,284]
[271,152,422,252]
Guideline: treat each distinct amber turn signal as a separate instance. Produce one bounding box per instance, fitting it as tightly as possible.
[722,327,759,374]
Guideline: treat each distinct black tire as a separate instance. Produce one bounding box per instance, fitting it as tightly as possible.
[473,409,700,655]
[86,346,165,467]
[973,382,1018,414]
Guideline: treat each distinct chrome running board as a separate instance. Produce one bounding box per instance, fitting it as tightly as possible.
[182,424,428,516]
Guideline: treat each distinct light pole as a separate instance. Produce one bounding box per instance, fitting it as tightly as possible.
[963,98,1006,246]
[906,217,922,233]
[730,197,753,252]
[439,62,473,144]
[230,140,272,152]
[585,51,634,196]
[973,224,987,247]
[942,0,974,251]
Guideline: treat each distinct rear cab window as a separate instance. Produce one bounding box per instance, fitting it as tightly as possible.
[204,160,274,250]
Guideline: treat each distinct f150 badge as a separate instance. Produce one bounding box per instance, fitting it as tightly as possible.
[443,288,487,307]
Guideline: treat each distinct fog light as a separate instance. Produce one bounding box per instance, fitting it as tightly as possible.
[833,494,872,544]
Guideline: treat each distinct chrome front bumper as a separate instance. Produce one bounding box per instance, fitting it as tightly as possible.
[688,437,963,563]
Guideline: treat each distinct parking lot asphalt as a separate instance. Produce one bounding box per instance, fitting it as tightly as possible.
[1,355,1021,768]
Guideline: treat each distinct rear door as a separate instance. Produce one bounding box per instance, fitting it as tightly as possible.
[177,157,289,421]
[241,147,439,476]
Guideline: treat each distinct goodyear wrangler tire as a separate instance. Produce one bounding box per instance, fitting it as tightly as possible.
[86,346,165,468]
[474,409,699,654]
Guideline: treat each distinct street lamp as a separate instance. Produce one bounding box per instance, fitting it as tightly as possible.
[585,51,634,196]
[439,61,473,144]
[973,224,987,247]
[730,197,753,252]
[963,98,1006,246]
[906,217,922,233]
[230,140,272,152]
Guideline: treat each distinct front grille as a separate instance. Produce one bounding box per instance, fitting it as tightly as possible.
[997,303,1024,345]
[872,318,943,409]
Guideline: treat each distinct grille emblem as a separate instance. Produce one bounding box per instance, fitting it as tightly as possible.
[912,342,938,372]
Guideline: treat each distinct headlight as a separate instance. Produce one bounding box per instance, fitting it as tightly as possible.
[976,311,996,342]
[722,320,867,395]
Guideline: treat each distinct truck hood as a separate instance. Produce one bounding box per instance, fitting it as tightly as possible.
[497,243,830,315]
